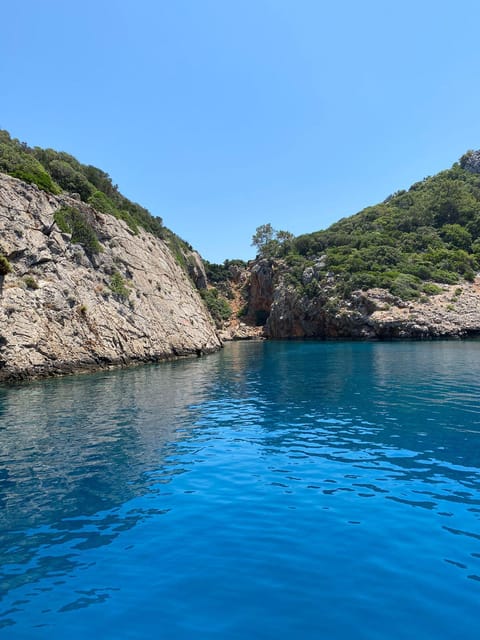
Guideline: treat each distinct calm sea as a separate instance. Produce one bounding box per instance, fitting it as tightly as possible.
[0,341,479,639]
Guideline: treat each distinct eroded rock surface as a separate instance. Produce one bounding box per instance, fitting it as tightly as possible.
[0,174,221,381]
[220,256,480,340]
[265,280,480,339]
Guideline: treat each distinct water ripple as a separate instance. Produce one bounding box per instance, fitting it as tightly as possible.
[0,341,480,638]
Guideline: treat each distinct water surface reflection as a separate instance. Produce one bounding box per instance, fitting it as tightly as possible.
[1,341,480,639]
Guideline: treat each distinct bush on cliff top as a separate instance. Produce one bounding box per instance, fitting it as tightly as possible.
[0,129,164,239]
[242,158,480,300]
[0,132,60,194]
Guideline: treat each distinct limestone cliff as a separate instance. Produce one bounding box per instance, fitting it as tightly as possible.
[0,174,221,381]
[251,260,480,339]
[220,258,480,340]
[266,277,480,339]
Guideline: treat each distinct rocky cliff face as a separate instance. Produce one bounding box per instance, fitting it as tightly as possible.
[0,174,221,381]
[266,280,480,339]
[223,258,480,340]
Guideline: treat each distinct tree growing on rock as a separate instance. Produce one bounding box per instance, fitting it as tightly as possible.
[251,224,294,258]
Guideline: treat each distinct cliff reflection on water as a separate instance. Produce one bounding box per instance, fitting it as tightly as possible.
[0,359,217,526]
[0,358,221,597]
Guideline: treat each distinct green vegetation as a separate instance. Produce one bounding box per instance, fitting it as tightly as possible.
[200,288,232,326]
[4,128,480,305]
[162,228,193,271]
[251,223,294,258]
[23,275,39,290]
[0,131,60,194]
[109,271,130,300]
[0,129,215,280]
[54,206,102,257]
[248,156,480,301]
[0,255,12,276]
[0,129,164,238]
[204,259,247,283]
[237,303,248,318]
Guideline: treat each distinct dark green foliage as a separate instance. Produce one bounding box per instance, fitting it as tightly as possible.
[0,132,59,193]
[285,159,480,300]
[204,261,230,283]
[0,129,164,240]
[54,206,102,257]
[0,255,12,275]
[162,228,194,270]
[422,283,443,295]
[204,259,247,283]
[200,288,232,327]
[251,223,275,255]
[88,190,117,216]
[237,304,248,318]
[252,224,294,258]
[88,191,140,234]
[440,224,472,250]
[388,274,422,300]
[47,159,94,201]
[109,271,130,300]
[83,165,119,199]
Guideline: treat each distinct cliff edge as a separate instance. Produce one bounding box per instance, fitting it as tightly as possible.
[0,174,221,381]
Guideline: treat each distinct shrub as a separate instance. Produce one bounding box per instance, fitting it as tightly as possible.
[54,206,102,257]
[389,274,422,300]
[200,288,232,326]
[109,271,130,300]
[431,269,459,284]
[88,191,139,234]
[0,142,59,193]
[48,159,94,201]
[0,255,12,275]
[23,275,39,289]
[422,283,442,296]
[88,190,117,215]
[237,304,248,318]
[440,223,472,251]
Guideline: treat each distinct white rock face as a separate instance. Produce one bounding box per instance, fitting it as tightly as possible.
[0,174,221,381]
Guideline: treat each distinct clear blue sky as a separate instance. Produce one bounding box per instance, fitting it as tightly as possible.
[2,0,480,262]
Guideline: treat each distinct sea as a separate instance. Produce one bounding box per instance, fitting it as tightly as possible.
[0,340,479,639]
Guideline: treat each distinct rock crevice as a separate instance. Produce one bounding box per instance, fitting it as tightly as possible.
[0,174,221,381]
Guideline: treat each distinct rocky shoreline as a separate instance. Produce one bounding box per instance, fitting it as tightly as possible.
[266,281,480,340]
[0,174,221,382]
[3,171,480,384]
[220,259,480,342]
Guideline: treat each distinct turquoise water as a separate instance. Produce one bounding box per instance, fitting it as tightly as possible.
[1,340,480,639]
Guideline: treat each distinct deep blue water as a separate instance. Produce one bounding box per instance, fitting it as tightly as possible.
[1,340,480,639]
